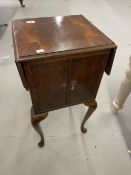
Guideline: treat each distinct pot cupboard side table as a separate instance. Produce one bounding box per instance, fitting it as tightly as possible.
[12,15,117,147]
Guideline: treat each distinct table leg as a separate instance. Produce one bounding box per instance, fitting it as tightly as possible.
[31,107,48,147]
[81,100,97,133]
[19,0,25,7]
[112,55,131,114]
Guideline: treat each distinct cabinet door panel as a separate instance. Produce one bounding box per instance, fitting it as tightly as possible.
[68,54,108,104]
[27,59,68,114]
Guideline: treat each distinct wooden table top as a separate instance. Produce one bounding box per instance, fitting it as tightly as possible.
[12,15,115,62]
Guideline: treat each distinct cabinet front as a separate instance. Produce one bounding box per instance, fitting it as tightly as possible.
[68,53,109,105]
[26,59,68,114]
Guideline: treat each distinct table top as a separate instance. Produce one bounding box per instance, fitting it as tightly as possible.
[12,15,116,62]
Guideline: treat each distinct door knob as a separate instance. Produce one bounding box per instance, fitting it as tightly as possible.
[70,81,77,91]
[58,83,67,92]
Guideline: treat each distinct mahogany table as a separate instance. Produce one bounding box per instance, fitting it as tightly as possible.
[12,15,117,147]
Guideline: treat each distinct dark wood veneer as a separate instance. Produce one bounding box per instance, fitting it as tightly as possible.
[12,15,117,147]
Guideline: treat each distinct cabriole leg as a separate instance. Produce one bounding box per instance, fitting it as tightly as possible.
[81,100,97,133]
[31,107,48,147]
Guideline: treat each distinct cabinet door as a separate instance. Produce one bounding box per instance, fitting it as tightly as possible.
[26,59,68,114]
[68,53,109,105]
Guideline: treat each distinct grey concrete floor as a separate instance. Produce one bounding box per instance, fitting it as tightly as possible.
[0,0,131,175]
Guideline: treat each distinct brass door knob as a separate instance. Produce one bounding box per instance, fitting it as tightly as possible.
[70,81,77,91]
[58,83,67,92]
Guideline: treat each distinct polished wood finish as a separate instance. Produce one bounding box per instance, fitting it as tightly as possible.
[81,101,97,133]
[68,51,109,105]
[12,15,114,61]
[27,59,68,113]
[31,107,48,147]
[12,15,117,147]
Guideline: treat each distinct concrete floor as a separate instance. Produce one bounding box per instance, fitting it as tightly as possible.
[0,0,131,175]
